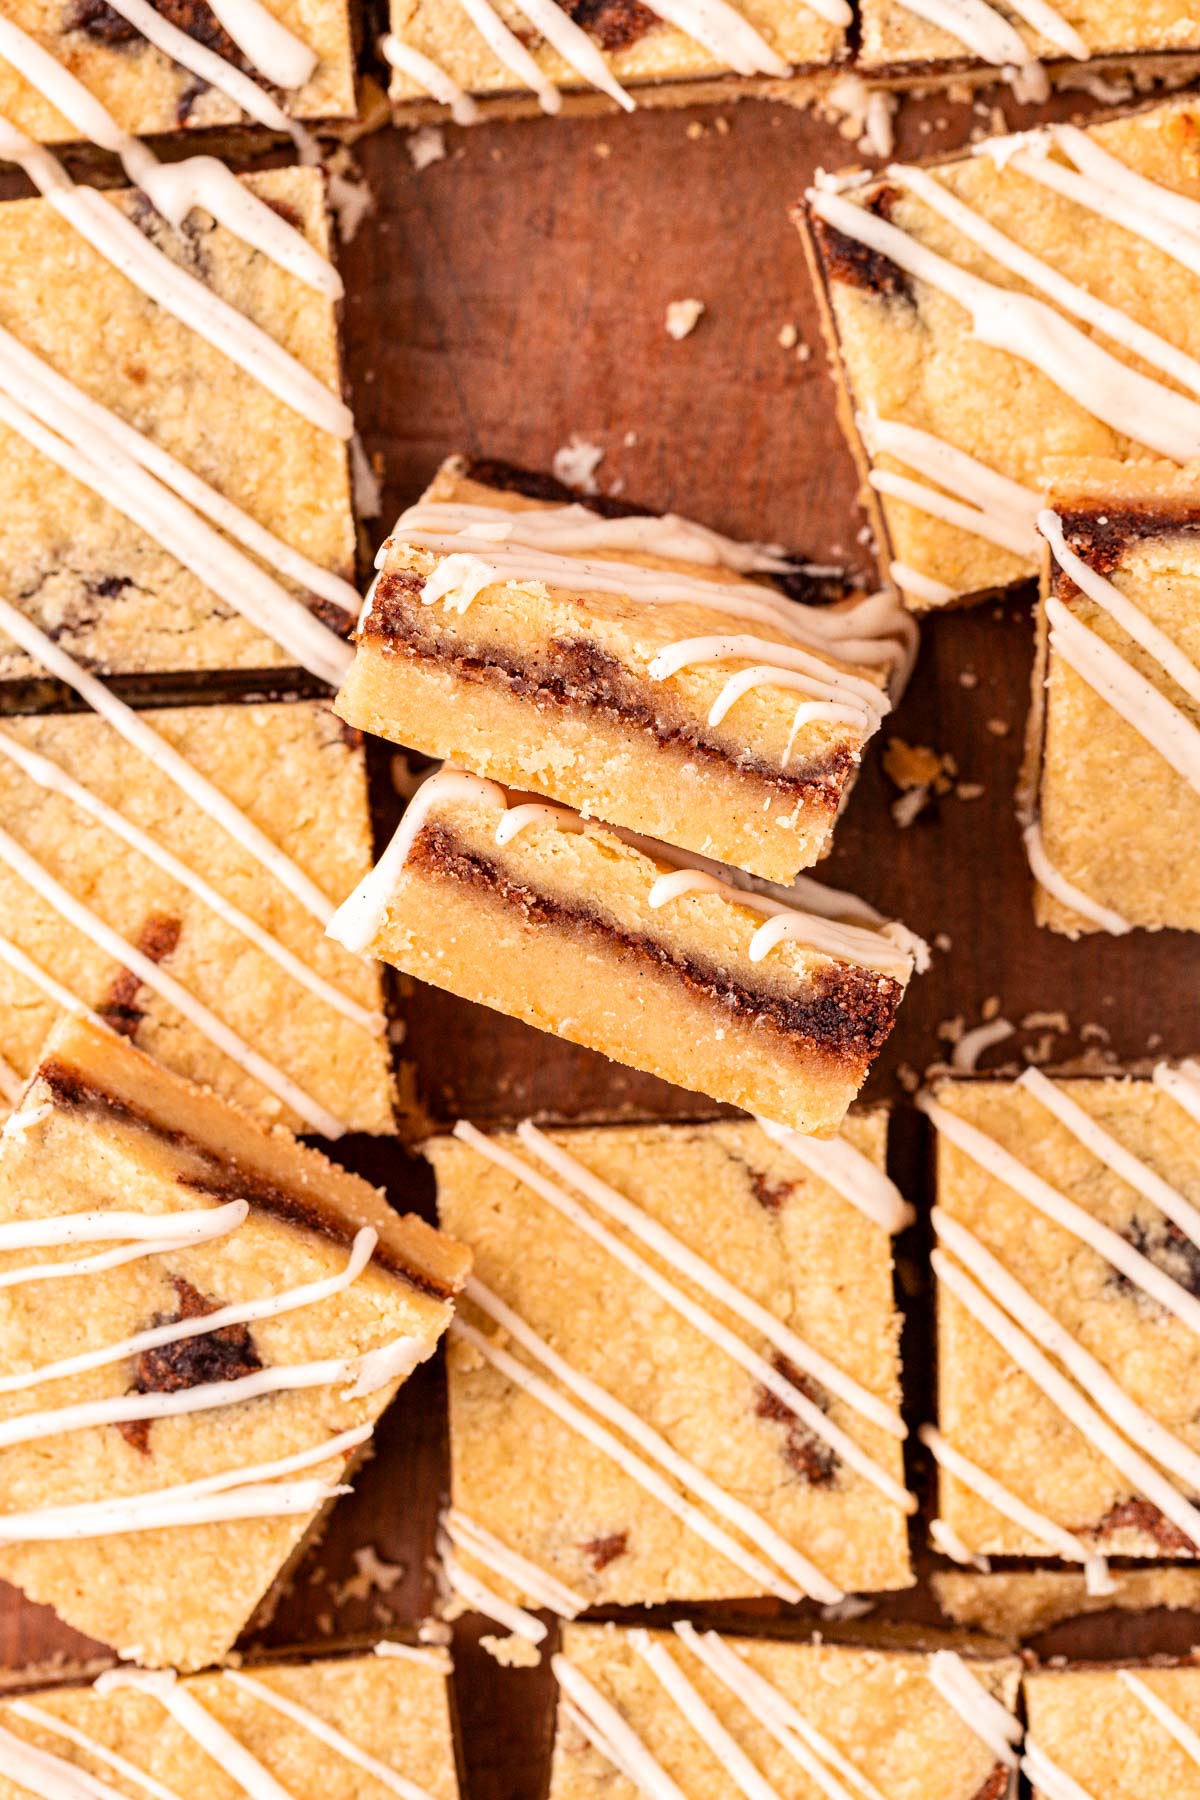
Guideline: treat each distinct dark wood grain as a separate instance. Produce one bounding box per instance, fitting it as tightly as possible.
[3,74,1200,1800]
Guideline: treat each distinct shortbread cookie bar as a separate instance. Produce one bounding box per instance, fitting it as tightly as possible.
[0,696,394,1137]
[1024,1664,1200,1799]
[0,164,356,682]
[329,768,922,1136]
[550,1622,1021,1800]
[432,1116,913,1614]
[339,458,913,884]
[798,96,1200,609]
[0,1646,460,1798]
[925,1070,1200,1572]
[0,1012,468,1670]
[1023,458,1200,937]
[0,2,356,142]
[859,0,1200,87]
[382,0,845,124]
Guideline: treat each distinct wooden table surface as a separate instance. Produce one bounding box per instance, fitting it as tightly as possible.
[3,64,1200,1800]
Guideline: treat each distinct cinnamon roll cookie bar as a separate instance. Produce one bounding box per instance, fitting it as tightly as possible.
[0,1012,468,1671]
[1024,1663,1200,1799]
[339,459,913,884]
[798,96,1200,610]
[432,1116,914,1617]
[329,768,923,1136]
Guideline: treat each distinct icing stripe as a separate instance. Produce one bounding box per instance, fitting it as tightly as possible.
[502,0,635,109]
[755,1116,915,1234]
[1018,1067,1200,1249]
[1023,821,1133,936]
[457,1122,912,1508]
[887,0,1028,62]
[0,929,101,1024]
[554,1656,688,1800]
[929,1517,990,1570]
[87,0,296,132]
[0,1229,376,1396]
[0,597,341,922]
[438,1530,548,1643]
[869,469,1034,558]
[227,1671,437,1800]
[10,1703,183,1800]
[455,0,563,111]
[859,415,1039,548]
[889,562,956,607]
[630,1630,784,1800]
[1154,1061,1200,1127]
[0,1201,248,1253]
[203,0,318,88]
[0,730,380,1035]
[919,1424,1101,1570]
[519,1119,906,1429]
[96,1673,290,1800]
[0,1722,126,1800]
[921,1095,1200,1336]
[934,1250,1200,1548]
[442,1508,587,1616]
[1022,1741,1100,1800]
[0,823,348,1138]
[450,1314,810,1603]
[1117,1671,1200,1769]
[0,1203,249,1294]
[649,636,890,721]
[1046,597,1200,796]
[935,1207,1200,1496]
[808,185,1200,463]
[927,1651,1021,1767]
[465,1274,842,1599]
[380,34,480,124]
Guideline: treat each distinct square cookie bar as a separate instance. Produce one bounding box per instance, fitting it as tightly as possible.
[329,768,921,1136]
[0,1012,468,1671]
[1024,458,1200,937]
[0,164,357,682]
[925,1070,1200,1572]
[0,696,394,1138]
[431,1116,913,1611]
[1024,1663,1200,1799]
[382,0,845,124]
[0,2,356,142]
[798,96,1200,609]
[858,0,1200,85]
[340,457,913,884]
[0,1646,459,1799]
[550,1622,1021,1800]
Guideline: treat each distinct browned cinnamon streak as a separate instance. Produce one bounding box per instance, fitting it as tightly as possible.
[754,1355,840,1486]
[1051,506,1200,585]
[1091,1497,1199,1556]
[98,913,182,1042]
[807,187,912,302]
[407,823,902,1069]
[119,1275,262,1456]
[968,1767,1014,1800]
[581,1531,629,1570]
[66,0,252,66]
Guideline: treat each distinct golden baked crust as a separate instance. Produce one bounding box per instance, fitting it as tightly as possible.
[0,165,353,678]
[0,2,356,141]
[550,1622,1020,1800]
[1024,1665,1200,1799]
[0,1013,468,1671]
[0,1647,460,1797]
[432,1115,912,1606]
[0,698,394,1136]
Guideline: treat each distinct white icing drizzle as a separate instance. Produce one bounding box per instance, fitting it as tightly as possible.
[0,929,101,1024]
[871,468,1035,557]
[674,1623,884,1800]
[1046,595,1200,795]
[920,1095,1200,1337]
[464,1273,842,1600]
[438,1527,549,1644]
[517,1118,906,1432]
[630,1629,784,1800]
[454,0,564,112]
[929,1516,990,1570]
[1022,1741,1100,1800]
[927,1650,1022,1766]
[807,185,1200,464]
[889,562,956,608]
[449,1314,810,1604]
[1018,1066,1200,1249]
[1022,820,1133,936]
[0,20,337,297]
[935,1206,1200,1497]
[1154,1060,1200,1128]
[380,34,481,125]
[553,1655,689,1800]
[0,1199,248,1293]
[0,728,380,1036]
[203,0,318,89]
[456,1121,913,1511]
[641,0,812,64]
[83,0,297,133]
[0,1425,369,1545]
[0,596,342,922]
[887,0,1028,63]
[919,1424,1100,1570]
[0,823,347,1138]
[1117,1670,1200,1769]
[0,120,352,440]
[0,1229,376,1397]
[754,1115,915,1233]
[96,1671,294,1800]
[10,1702,182,1800]
[933,1249,1200,1549]
[227,1670,438,1800]
[0,1720,127,1800]
[442,1507,587,1616]
[498,0,638,110]
[494,801,588,847]
[648,637,890,737]
[860,413,1040,560]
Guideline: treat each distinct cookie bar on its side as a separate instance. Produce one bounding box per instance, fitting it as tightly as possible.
[0,1646,460,1799]
[0,697,394,1137]
[1024,1664,1200,1799]
[339,458,913,884]
[1023,458,1200,937]
[329,768,922,1137]
[924,1072,1200,1576]
[0,1012,469,1671]
[550,1622,1021,1800]
[431,1116,913,1612]
[797,96,1200,610]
